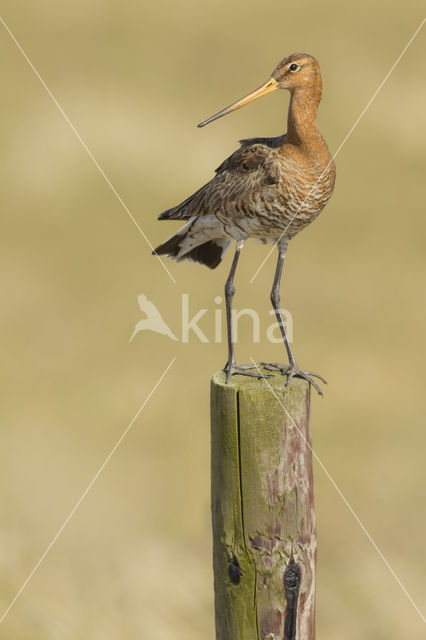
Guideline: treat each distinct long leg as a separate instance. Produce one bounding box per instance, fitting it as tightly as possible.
[270,241,297,368]
[266,241,327,396]
[223,240,268,383]
[224,240,243,380]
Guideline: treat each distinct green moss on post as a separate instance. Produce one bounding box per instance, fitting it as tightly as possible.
[211,370,316,640]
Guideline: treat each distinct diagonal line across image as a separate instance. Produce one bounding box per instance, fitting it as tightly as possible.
[0,15,176,284]
[249,357,426,625]
[0,357,176,625]
[249,17,425,284]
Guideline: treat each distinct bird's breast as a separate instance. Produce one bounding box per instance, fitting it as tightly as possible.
[257,153,336,237]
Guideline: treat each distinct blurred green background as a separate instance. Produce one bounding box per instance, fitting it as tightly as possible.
[0,2,425,638]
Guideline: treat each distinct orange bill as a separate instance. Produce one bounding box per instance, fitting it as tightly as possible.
[197,77,279,128]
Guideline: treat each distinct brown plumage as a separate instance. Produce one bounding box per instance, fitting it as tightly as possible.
[153,53,336,395]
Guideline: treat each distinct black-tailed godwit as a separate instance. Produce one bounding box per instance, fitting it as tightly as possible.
[153,53,336,396]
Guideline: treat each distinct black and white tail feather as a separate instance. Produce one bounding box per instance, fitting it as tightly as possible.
[153,212,231,270]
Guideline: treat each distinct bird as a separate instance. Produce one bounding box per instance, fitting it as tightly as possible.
[153,53,336,396]
[129,293,178,342]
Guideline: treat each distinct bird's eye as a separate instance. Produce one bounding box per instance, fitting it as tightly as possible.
[289,63,299,72]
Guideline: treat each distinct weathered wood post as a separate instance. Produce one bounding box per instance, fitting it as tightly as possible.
[211,370,316,640]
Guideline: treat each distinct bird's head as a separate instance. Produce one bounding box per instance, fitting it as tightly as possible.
[272,53,321,93]
[198,53,322,128]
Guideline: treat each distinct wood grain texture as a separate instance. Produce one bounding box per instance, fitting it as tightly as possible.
[211,370,316,640]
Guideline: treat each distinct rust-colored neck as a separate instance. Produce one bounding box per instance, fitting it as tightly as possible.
[286,77,323,151]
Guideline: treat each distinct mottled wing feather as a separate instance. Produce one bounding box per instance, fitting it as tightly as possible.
[159,136,285,222]
[158,185,206,221]
[214,137,284,175]
[238,134,287,150]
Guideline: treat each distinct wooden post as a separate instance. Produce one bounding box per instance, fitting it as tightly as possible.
[211,370,316,640]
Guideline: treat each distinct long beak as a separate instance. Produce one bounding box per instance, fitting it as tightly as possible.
[197,77,279,128]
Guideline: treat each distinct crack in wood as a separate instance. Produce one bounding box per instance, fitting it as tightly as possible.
[228,557,242,585]
[283,556,301,640]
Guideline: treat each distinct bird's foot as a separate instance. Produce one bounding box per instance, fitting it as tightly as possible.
[260,362,327,397]
[223,362,272,384]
